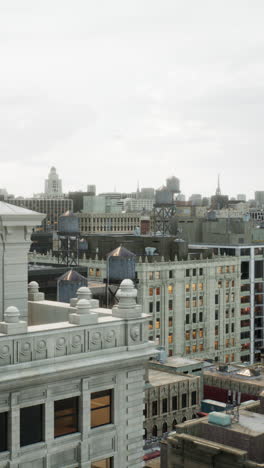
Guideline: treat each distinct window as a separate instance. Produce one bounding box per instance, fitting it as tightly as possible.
[225,354,229,363]
[149,321,153,330]
[192,345,197,353]
[199,283,203,291]
[156,319,160,329]
[217,266,223,274]
[231,323,234,333]
[155,271,160,280]
[186,314,190,324]
[191,391,197,405]
[169,270,173,279]
[199,344,204,352]
[218,280,222,288]
[168,285,173,294]
[152,401,158,416]
[20,405,44,447]
[226,324,229,334]
[149,272,153,280]
[149,288,153,296]
[0,412,7,452]
[199,268,203,276]
[91,390,112,428]
[96,268,101,277]
[168,317,173,327]
[199,312,203,322]
[192,313,196,323]
[185,346,190,354]
[182,394,187,408]
[185,331,190,340]
[168,333,173,344]
[215,310,219,320]
[149,302,153,313]
[226,339,229,347]
[215,295,219,305]
[162,398,168,413]
[186,299,190,308]
[54,397,78,438]
[186,269,190,277]
[192,330,196,339]
[226,280,229,288]
[215,341,219,350]
[193,269,196,276]
[185,284,190,292]
[89,268,95,276]
[172,396,178,411]
[199,296,203,306]
[156,301,160,312]
[91,458,113,468]
[169,300,173,311]
[144,404,147,417]
[199,329,203,338]
[192,298,197,307]
[192,283,197,291]
[156,287,160,295]
[215,326,219,336]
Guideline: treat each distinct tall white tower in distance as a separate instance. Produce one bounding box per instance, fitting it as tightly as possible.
[45,167,63,197]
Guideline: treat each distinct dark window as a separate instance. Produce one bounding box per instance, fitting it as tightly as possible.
[199,312,203,322]
[152,425,157,436]
[192,313,196,323]
[215,310,219,320]
[143,404,147,417]
[169,299,173,311]
[162,422,167,434]
[186,314,190,324]
[193,269,196,276]
[172,396,177,411]
[20,405,43,447]
[0,412,7,452]
[191,391,197,405]
[152,401,158,416]
[215,295,219,305]
[91,390,112,428]
[91,458,113,468]
[231,323,234,333]
[162,398,168,413]
[226,324,229,334]
[149,302,153,313]
[169,270,173,278]
[156,301,160,312]
[199,268,203,276]
[186,269,190,277]
[181,394,187,408]
[54,397,79,438]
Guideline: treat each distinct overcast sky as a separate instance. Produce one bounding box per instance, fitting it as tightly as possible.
[1,1,264,199]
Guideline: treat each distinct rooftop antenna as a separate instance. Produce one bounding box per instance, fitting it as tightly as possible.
[216,173,221,196]
[226,389,241,423]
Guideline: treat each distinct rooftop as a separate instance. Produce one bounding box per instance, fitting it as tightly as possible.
[147,369,194,388]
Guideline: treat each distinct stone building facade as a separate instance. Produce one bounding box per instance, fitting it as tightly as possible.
[0,202,155,468]
[144,369,200,439]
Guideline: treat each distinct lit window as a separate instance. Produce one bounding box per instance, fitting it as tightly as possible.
[226,281,229,288]
[225,354,229,363]
[226,266,230,273]
[168,285,173,294]
[91,390,112,428]
[199,283,203,291]
[199,344,204,352]
[91,458,113,468]
[96,268,101,277]
[218,280,222,288]
[217,266,223,274]
[226,339,229,347]
[185,346,190,354]
[89,268,95,276]
[155,272,161,279]
[185,284,190,292]
[192,345,197,353]
[156,287,160,295]
[168,317,173,327]
[149,272,154,280]
[192,330,196,339]
[186,299,190,308]
[168,333,173,344]
[199,329,203,338]
[192,298,197,307]
[215,326,219,336]
[192,283,197,291]
[149,288,153,296]
[199,296,203,306]
[149,321,153,330]
[185,331,190,340]
[215,341,219,350]
[156,319,160,329]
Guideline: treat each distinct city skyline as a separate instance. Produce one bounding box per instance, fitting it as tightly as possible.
[1,1,264,198]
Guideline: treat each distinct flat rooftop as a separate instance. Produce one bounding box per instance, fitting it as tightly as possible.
[147,369,192,388]
[204,364,264,387]
[153,356,205,368]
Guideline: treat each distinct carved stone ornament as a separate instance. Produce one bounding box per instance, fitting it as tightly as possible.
[91,332,101,345]
[56,337,66,350]
[71,335,82,348]
[105,330,115,343]
[0,344,10,358]
[130,326,140,342]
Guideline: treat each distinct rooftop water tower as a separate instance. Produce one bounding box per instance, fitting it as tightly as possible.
[153,177,180,235]
[57,211,80,266]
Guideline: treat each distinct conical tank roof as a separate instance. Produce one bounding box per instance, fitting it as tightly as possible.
[107,245,136,257]
[57,269,87,282]
[60,210,76,218]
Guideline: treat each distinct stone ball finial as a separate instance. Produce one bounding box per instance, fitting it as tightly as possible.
[116,279,137,305]
[76,298,92,315]
[77,286,92,301]
[4,306,20,323]
[28,281,39,293]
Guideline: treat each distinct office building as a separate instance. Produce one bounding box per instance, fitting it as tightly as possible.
[44,166,63,197]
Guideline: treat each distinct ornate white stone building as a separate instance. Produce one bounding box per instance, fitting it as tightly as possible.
[0,202,154,468]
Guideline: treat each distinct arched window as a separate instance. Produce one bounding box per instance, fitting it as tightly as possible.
[162,422,168,434]
[152,425,158,437]
[172,419,177,430]
[144,428,147,440]
[182,417,187,423]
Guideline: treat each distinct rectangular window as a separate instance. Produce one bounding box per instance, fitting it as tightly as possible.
[199,296,203,306]
[231,323,234,333]
[96,268,101,277]
[215,341,219,350]
[217,266,223,274]
[226,324,229,334]
[182,394,187,408]
[215,310,219,320]
[91,458,113,468]
[192,283,197,291]
[156,287,160,296]
[215,295,219,305]
[169,270,173,279]
[155,271,161,279]
[156,319,160,329]
[148,272,153,280]
[191,391,197,405]
[185,331,190,340]
[149,288,153,296]
[185,346,190,354]
[192,330,196,339]
[89,267,95,276]
[199,343,204,352]
[185,284,190,292]
[91,390,112,428]
[215,326,219,336]
[199,329,203,338]
[168,333,173,344]
[149,302,153,313]
[168,285,173,294]
[169,299,173,311]
[199,268,203,276]
[162,398,168,413]
[192,298,197,307]
[149,321,153,330]
[199,283,203,291]
[218,280,222,288]
[152,400,158,416]
[172,395,178,411]
[186,269,190,277]
[186,314,190,324]
[192,345,197,353]
[0,412,7,452]
[199,312,203,322]
[192,313,196,323]
[186,299,190,308]
[54,397,79,438]
[193,269,196,276]
[156,301,160,312]
[20,405,44,447]
[168,317,173,327]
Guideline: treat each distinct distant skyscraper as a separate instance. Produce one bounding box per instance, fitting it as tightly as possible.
[237,194,246,202]
[215,174,221,196]
[45,167,63,197]
[255,191,264,208]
